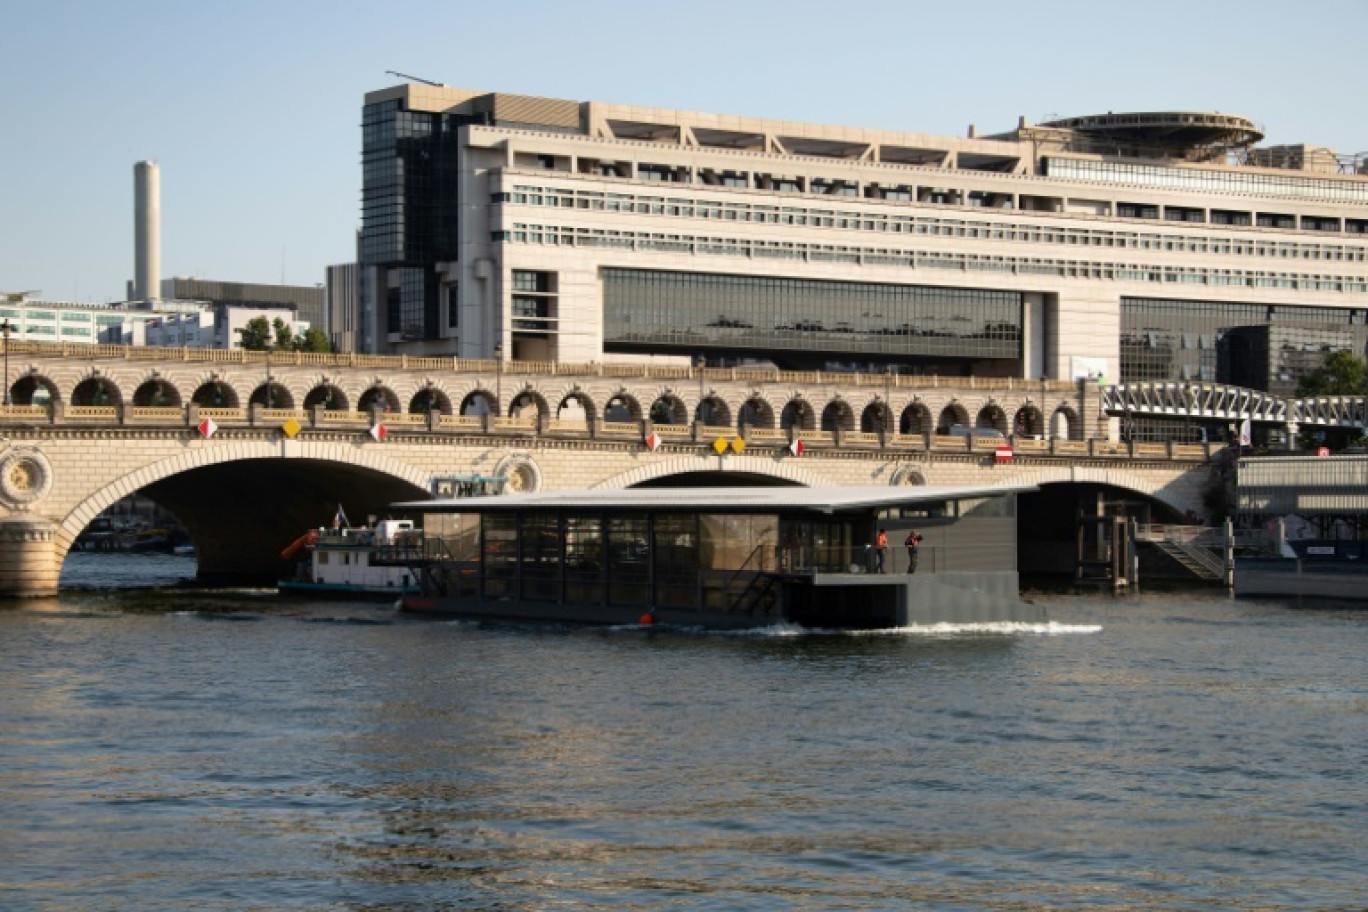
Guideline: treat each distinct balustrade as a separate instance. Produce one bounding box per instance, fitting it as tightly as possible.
[0,396,1214,463]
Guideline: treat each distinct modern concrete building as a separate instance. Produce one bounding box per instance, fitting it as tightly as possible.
[159,277,326,336]
[0,292,309,351]
[358,84,1368,435]
[0,293,200,346]
[325,262,360,353]
[135,303,310,350]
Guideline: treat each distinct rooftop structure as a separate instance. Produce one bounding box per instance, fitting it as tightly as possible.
[1033,111,1264,162]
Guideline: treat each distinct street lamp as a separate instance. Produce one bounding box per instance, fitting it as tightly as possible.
[694,354,706,424]
[1,319,11,407]
[264,349,273,409]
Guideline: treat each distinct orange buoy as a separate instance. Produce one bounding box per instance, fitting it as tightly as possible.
[639,612,654,626]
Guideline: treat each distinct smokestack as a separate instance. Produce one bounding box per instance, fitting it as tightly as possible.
[133,161,160,302]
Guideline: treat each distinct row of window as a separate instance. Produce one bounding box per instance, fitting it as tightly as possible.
[497,222,1368,295]
[497,185,1368,262]
[519,146,1368,207]
[1048,158,1368,205]
[602,268,1022,361]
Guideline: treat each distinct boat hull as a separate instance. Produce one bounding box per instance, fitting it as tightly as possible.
[401,571,1043,629]
[279,579,417,601]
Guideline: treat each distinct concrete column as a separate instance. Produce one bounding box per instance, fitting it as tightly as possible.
[0,517,59,598]
[1022,292,1047,379]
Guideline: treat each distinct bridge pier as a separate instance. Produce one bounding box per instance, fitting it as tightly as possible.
[0,518,60,599]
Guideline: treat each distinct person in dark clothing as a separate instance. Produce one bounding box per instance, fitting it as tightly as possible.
[904,530,922,574]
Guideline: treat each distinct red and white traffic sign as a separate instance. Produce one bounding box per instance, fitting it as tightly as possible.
[197,417,217,439]
[369,423,388,442]
[789,438,805,456]
[645,432,661,451]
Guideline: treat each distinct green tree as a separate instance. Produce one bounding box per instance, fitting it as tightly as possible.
[235,316,272,351]
[272,317,296,351]
[294,327,332,353]
[1296,350,1368,397]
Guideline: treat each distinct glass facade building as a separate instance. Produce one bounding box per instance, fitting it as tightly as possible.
[360,98,464,342]
[602,268,1021,369]
[1121,297,1368,387]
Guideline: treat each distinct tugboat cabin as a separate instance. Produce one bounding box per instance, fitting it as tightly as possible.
[395,483,1041,629]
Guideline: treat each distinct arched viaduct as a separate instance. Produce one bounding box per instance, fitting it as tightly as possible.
[0,343,1221,596]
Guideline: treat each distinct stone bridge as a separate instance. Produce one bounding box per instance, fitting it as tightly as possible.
[0,342,1221,596]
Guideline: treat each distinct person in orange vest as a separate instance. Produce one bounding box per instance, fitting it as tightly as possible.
[874,528,889,573]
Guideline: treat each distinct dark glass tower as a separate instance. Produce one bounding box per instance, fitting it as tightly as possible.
[359,98,464,342]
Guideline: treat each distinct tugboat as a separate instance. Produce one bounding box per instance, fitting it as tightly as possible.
[279,513,424,600]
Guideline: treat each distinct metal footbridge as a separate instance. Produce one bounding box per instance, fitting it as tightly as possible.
[1102,382,1368,429]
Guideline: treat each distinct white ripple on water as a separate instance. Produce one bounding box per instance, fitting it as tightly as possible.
[718,620,1103,637]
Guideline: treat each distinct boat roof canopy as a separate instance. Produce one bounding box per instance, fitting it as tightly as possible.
[394,483,1036,516]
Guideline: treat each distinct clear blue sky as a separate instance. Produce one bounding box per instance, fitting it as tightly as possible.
[2,0,1363,303]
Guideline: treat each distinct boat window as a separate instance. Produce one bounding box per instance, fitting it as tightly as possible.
[654,514,699,610]
[564,515,603,603]
[607,517,650,606]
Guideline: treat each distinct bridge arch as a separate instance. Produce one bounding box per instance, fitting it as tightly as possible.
[555,390,597,422]
[596,455,829,490]
[604,392,641,423]
[10,372,59,406]
[781,398,815,431]
[649,394,688,425]
[249,379,294,409]
[192,378,240,408]
[57,442,432,584]
[738,396,775,429]
[696,395,730,427]
[1014,404,1044,436]
[860,400,893,433]
[132,375,183,408]
[1002,465,1199,516]
[937,402,969,431]
[409,386,452,415]
[1052,405,1080,440]
[900,400,931,435]
[357,385,399,414]
[821,399,855,432]
[459,389,495,416]
[304,382,350,411]
[977,403,1007,433]
[71,375,122,407]
[509,388,549,420]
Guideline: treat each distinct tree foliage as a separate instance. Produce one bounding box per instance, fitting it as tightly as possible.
[1296,350,1368,397]
[236,317,273,351]
[235,316,332,353]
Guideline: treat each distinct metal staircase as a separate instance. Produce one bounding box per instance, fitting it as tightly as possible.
[1136,524,1226,581]
[729,572,780,616]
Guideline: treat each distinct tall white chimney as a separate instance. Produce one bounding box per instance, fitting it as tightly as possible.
[133,160,160,302]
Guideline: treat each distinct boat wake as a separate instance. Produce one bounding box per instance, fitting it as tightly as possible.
[721,620,1103,637]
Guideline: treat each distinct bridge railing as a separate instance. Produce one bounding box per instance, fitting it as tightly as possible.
[0,338,1093,393]
[0,398,1218,463]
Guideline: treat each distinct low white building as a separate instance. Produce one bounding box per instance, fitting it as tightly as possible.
[137,304,310,350]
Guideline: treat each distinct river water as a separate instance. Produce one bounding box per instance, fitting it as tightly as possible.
[1,553,1365,909]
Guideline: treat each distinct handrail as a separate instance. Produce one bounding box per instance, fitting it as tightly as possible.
[723,542,771,592]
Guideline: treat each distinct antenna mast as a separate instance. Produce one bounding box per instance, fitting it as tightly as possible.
[385,70,446,87]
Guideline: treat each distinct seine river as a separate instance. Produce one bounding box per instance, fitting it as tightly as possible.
[1,552,1365,910]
